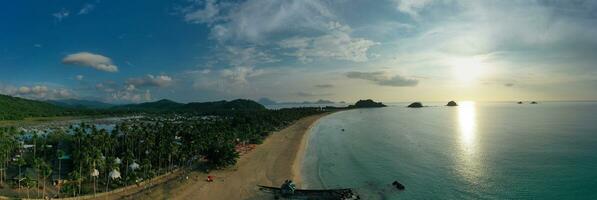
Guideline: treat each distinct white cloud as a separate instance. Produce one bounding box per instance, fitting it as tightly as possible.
[182,0,333,42]
[393,0,435,19]
[110,90,151,103]
[222,46,279,66]
[52,9,70,22]
[183,0,221,24]
[75,75,84,81]
[18,86,31,94]
[220,66,264,84]
[279,23,378,62]
[62,52,119,72]
[78,4,95,15]
[181,1,377,64]
[346,71,419,87]
[1,84,74,100]
[191,66,267,94]
[126,74,173,88]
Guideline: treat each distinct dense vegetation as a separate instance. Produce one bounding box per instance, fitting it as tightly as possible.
[0,95,267,120]
[114,99,266,113]
[0,95,78,120]
[46,99,114,109]
[0,108,324,198]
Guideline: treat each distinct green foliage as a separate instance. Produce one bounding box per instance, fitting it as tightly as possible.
[0,94,74,120]
[0,105,324,197]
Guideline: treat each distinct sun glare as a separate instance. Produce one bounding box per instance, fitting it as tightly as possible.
[450,57,486,84]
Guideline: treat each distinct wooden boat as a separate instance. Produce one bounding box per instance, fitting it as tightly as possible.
[258,185,360,200]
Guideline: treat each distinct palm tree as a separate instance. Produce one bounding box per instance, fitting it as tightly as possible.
[56,149,65,198]
[15,156,26,189]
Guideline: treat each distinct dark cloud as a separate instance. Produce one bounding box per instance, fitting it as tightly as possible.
[314,84,334,88]
[346,71,418,87]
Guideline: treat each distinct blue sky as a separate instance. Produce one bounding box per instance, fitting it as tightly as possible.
[1,0,597,103]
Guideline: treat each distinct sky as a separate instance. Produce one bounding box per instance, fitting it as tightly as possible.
[1,0,597,103]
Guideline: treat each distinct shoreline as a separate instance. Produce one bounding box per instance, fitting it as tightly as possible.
[114,112,331,200]
[291,111,326,188]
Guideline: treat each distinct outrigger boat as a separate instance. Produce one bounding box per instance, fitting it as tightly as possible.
[258,180,360,200]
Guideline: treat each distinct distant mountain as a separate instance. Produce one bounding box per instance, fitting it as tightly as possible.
[0,94,75,120]
[311,99,335,104]
[257,97,337,105]
[47,99,114,109]
[349,99,386,108]
[258,97,278,105]
[184,99,266,111]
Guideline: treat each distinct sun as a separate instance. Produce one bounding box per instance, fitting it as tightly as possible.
[449,57,486,84]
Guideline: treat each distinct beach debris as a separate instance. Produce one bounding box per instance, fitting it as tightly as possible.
[392,181,405,190]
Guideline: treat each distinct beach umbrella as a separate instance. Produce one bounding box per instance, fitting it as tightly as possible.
[109,169,121,179]
[129,162,140,170]
[90,169,100,177]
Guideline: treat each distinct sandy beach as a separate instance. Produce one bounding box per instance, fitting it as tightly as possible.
[108,113,327,200]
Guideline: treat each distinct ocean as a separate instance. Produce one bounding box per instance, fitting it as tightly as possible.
[301,102,597,199]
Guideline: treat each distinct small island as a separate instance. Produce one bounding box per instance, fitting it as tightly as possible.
[531,101,538,104]
[407,102,424,108]
[517,101,523,104]
[446,101,458,106]
[348,99,387,108]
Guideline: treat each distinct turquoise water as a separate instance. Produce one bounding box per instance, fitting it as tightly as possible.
[302,102,597,199]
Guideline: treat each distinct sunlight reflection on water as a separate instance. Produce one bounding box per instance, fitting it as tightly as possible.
[456,101,483,185]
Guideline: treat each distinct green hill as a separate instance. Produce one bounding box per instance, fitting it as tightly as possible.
[114,99,184,112]
[0,95,268,120]
[46,99,114,109]
[113,99,266,112]
[0,94,76,120]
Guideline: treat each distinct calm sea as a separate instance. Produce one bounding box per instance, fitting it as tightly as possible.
[301,102,597,199]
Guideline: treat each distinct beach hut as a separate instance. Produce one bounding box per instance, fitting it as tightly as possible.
[91,169,100,177]
[129,162,140,171]
[109,169,121,180]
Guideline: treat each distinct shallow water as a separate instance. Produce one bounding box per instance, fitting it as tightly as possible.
[302,102,597,199]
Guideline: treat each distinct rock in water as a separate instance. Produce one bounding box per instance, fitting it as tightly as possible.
[407,102,423,108]
[349,99,386,108]
[446,101,458,106]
